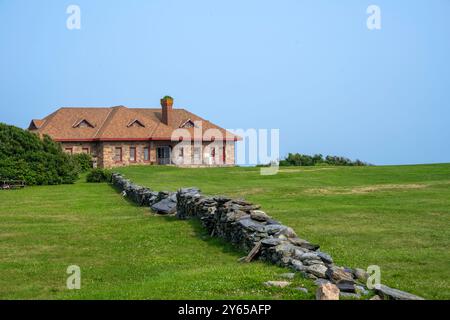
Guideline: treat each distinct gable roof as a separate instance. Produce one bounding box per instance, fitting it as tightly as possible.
[72,118,96,128]
[29,106,240,142]
[28,119,44,130]
[127,119,145,128]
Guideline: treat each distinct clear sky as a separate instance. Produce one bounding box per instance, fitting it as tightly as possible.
[1,0,449,165]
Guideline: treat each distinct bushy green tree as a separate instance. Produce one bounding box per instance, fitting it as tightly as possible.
[0,123,79,185]
[280,152,370,167]
[86,169,111,183]
[72,153,93,173]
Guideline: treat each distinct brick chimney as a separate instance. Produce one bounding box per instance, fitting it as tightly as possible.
[161,96,173,125]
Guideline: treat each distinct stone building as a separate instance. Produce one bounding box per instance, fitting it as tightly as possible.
[28,97,239,168]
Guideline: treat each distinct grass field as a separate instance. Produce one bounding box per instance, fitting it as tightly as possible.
[1,164,449,299]
[0,178,313,299]
[115,163,450,300]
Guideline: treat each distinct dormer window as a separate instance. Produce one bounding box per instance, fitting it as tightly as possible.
[73,119,95,128]
[127,119,145,128]
[180,119,196,129]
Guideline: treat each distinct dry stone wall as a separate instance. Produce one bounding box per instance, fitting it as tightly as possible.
[111,172,424,300]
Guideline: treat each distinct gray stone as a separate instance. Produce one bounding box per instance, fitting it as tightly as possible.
[375,284,424,300]
[238,218,265,232]
[290,259,305,272]
[293,248,306,259]
[263,281,291,288]
[354,268,369,282]
[213,195,231,203]
[261,238,285,247]
[168,193,177,202]
[266,219,281,225]
[180,187,200,194]
[288,237,310,246]
[276,234,287,240]
[314,278,331,286]
[317,252,333,264]
[250,210,271,222]
[336,280,356,293]
[262,224,287,235]
[298,252,320,261]
[232,210,250,221]
[274,243,296,255]
[298,242,320,251]
[151,198,177,214]
[326,266,354,283]
[303,259,324,266]
[303,272,318,280]
[274,226,297,238]
[306,264,328,278]
[295,287,309,294]
[279,256,292,266]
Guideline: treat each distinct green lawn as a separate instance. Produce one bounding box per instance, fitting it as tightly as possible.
[1,164,449,299]
[0,178,313,299]
[115,163,450,300]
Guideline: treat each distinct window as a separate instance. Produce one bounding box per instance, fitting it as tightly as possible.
[114,147,122,162]
[211,147,215,159]
[65,148,73,155]
[82,147,89,154]
[127,119,145,128]
[143,147,150,161]
[179,147,184,158]
[129,147,136,162]
[73,119,95,128]
[180,119,196,129]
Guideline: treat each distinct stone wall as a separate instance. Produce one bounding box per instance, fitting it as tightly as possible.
[62,140,235,168]
[101,141,153,168]
[110,172,424,300]
[61,142,101,167]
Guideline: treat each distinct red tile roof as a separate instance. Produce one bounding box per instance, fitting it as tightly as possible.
[29,106,240,142]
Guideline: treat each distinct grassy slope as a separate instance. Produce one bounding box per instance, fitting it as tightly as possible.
[0,179,313,299]
[115,164,450,299]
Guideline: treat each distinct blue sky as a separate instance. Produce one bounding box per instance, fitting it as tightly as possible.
[1,0,449,165]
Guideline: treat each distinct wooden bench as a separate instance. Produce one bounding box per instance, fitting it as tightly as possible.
[0,179,26,190]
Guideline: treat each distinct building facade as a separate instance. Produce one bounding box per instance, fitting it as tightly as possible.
[28,98,239,168]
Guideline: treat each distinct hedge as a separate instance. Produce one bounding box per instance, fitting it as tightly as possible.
[0,123,79,185]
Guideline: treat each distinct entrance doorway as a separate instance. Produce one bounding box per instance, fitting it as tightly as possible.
[157,146,171,165]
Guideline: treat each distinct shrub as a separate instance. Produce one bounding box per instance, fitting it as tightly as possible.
[280,153,370,166]
[86,169,111,183]
[72,153,93,172]
[0,123,79,185]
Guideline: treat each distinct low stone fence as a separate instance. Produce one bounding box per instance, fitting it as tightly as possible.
[111,173,424,300]
[111,173,177,213]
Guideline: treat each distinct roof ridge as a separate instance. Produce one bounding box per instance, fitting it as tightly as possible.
[93,107,116,138]
[38,108,62,132]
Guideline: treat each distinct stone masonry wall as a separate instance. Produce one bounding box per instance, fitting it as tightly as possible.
[110,172,424,300]
[77,141,236,168]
